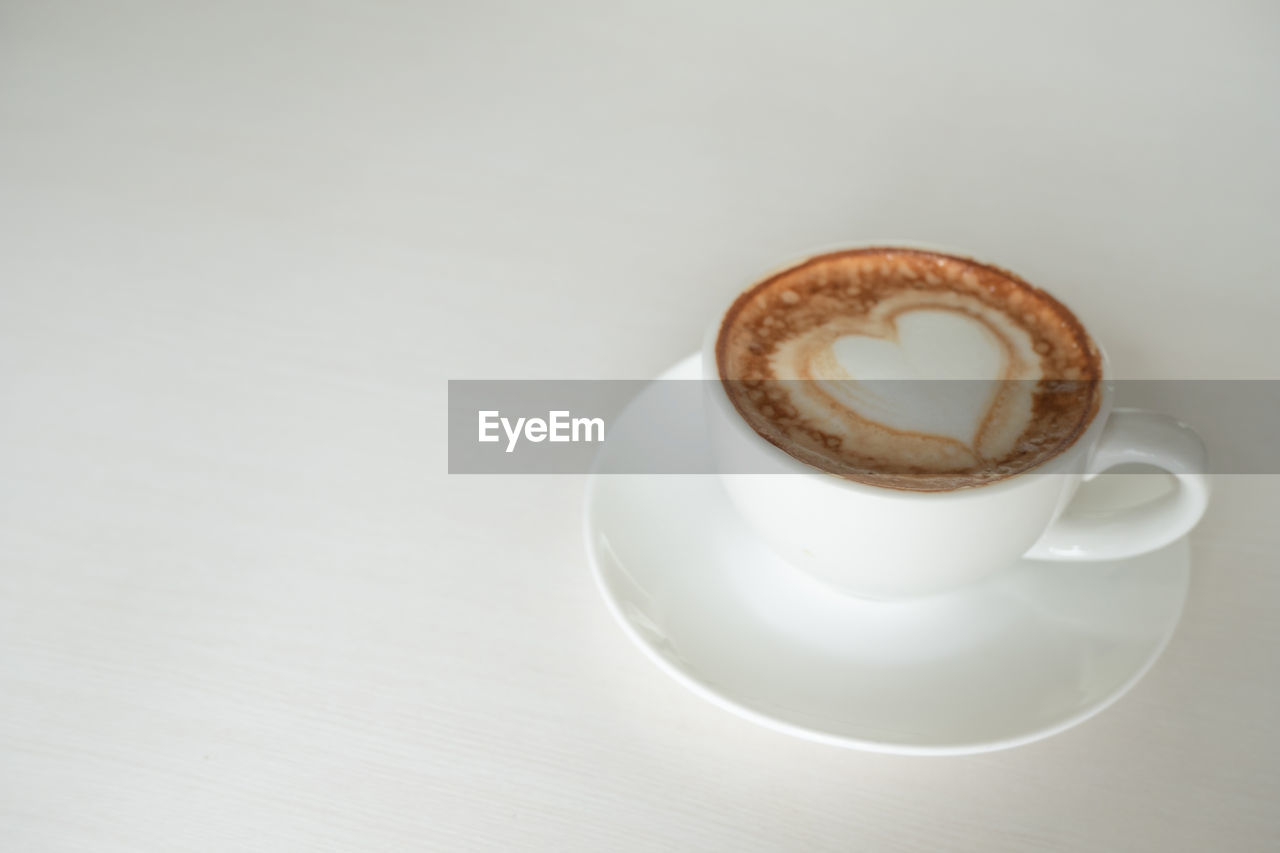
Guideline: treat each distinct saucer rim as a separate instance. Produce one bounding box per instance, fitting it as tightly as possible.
[583,352,1190,756]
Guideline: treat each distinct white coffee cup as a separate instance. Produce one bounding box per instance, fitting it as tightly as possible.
[702,250,1210,599]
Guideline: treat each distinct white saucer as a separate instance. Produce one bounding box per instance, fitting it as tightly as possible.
[584,353,1191,755]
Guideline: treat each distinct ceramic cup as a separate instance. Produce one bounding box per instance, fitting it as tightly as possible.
[702,248,1210,599]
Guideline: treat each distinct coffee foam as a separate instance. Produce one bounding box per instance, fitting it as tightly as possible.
[716,248,1102,491]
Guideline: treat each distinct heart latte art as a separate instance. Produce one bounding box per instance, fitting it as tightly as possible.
[716,248,1102,491]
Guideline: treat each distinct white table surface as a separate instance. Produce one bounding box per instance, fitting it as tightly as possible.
[2,1,1278,850]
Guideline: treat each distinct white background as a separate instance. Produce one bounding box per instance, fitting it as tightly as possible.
[2,1,1278,850]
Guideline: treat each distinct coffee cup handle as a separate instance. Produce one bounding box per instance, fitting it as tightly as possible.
[1024,409,1210,561]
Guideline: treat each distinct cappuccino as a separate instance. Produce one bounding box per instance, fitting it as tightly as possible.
[716,248,1102,491]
